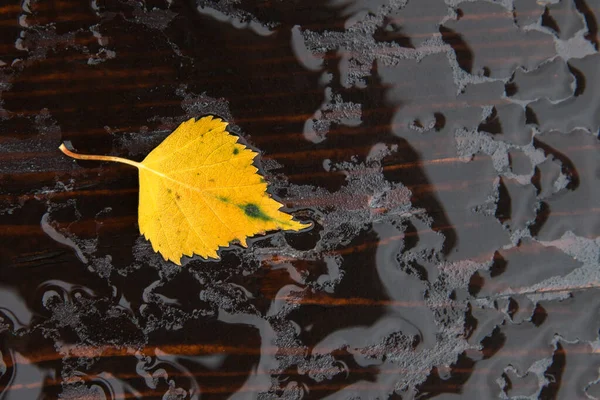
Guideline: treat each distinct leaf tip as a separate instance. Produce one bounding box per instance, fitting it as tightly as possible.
[290,219,312,232]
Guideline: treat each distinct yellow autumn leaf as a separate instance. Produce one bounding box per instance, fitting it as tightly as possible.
[59,116,309,265]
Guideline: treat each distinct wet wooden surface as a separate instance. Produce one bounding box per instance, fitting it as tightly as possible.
[1,1,600,398]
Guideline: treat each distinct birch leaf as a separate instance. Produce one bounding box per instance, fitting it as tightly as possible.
[59,116,309,265]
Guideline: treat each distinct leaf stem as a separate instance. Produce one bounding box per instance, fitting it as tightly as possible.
[59,143,141,169]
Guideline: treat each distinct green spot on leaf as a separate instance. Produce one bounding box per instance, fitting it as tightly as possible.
[233,148,239,155]
[242,203,271,221]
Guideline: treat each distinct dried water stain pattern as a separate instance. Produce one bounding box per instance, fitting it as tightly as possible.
[1,0,600,399]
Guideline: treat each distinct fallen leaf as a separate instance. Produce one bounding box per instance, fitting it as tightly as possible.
[59,116,309,265]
